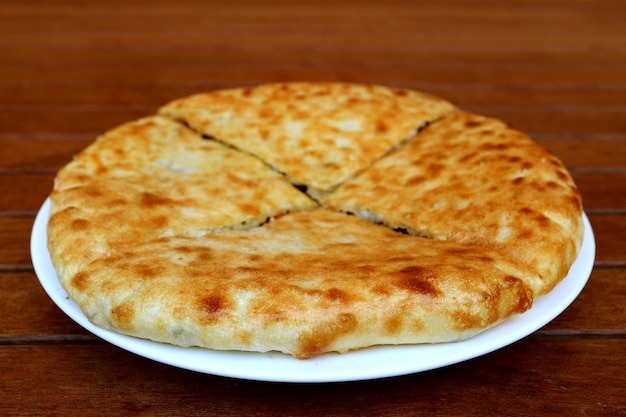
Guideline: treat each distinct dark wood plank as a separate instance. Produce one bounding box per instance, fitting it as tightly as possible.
[4,83,626,109]
[0,138,90,171]
[3,64,626,89]
[574,173,626,211]
[2,22,625,56]
[1,107,624,136]
[0,271,87,336]
[0,217,35,267]
[2,0,624,44]
[543,266,626,331]
[2,0,624,28]
[539,139,626,170]
[0,338,624,416]
[0,175,53,213]
[589,214,626,264]
[0,109,149,136]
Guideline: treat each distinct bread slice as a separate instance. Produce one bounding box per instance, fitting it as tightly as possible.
[324,111,583,295]
[60,209,535,359]
[48,115,316,279]
[159,82,456,198]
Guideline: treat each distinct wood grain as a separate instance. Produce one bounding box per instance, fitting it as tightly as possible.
[0,339,624,416]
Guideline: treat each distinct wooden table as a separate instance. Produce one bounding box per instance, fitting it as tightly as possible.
[2,1,625,415]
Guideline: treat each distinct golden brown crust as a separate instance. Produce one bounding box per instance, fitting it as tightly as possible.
[324,111,584,295]
[47,83,583,358]
[159,82,456,196]
[60,209,534,359]
[48,115,316,279]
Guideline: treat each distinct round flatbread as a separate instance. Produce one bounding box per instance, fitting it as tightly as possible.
[47,82,583,358]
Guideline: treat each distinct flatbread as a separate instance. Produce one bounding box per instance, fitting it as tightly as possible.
[324,111,583,296]
[47,83,583,359]
[61,209,535,359]
[159,82,456,198]
[48,115,316,280]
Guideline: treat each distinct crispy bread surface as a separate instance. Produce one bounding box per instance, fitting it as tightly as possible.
[48,115,316,280]
[159,82,456,196]
[47,84,583,358]
[61,209,534,359]
[325,111,584,295]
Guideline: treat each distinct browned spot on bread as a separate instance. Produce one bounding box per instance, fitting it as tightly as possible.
[149,215,168,229]
[458,151,477,163]
[173,245,193,254]
[464,120,483,128]
[140,192,174,208]
[226,172,258,188]
[504,275,533,313]
[111,303,135,328]
[236,265,263,275]
[452,309,483,331]
[517,229,534,239]
[238,203,260,215]
[476,255,494,263]
[71,218,89,231]
[426,162,445,177]
[71,271,90,291]
[326,288,349,303]
[534,214,551,228]
[393,88,409,97]
[198,295,229,324]
[356,264,376,277]
[384,313,403,335]
[83,187,103,198]
[259,108,273,118]
[132,263,165,280]
[480,142,510,151]
[193,247,214,263]
[406,175,425,186]
[396,266,442,298]
[389,256,415,262]
[297,312,358,359]
[570,194,583,211]
[95,164,108,175]
[376,119,389,133]
[372,283,391,296]
[556,170,569,181]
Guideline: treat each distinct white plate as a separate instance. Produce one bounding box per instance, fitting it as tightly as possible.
[31,198,595,383]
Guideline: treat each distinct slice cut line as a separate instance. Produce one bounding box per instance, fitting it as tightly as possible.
[159,81,457,197]
[324,111,584,296]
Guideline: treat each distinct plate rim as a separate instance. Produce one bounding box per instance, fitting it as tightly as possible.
[30,197,595,383]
